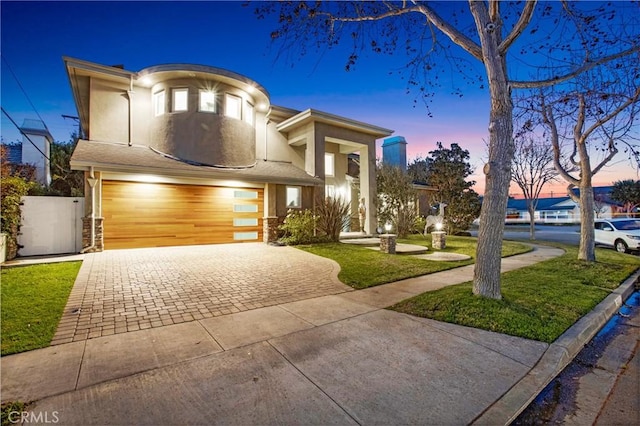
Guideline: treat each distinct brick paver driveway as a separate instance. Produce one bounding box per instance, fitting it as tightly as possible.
[52,243,350,344]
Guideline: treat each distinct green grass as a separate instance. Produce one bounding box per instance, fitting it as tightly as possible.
[391,245,640,342]
[298,235,531,289]
[1,262,81,356]
[1,402,27,426]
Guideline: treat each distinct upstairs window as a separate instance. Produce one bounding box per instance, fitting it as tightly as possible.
[153,90,165,116]
[225,93,242,120]
[172,88,188,112]
[325,153,335,177]
[244,102,254,125]
[199,90,216,112]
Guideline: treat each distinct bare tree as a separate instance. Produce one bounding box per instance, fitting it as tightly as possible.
[593,193,608,219]
[511,137,558,240]
[258,1,640,299]
[537,68,640,261]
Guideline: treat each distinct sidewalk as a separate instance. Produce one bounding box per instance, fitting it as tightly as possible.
[1,245,637,425]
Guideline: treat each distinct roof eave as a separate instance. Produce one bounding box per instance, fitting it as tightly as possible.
[70,159,321,186]
[276,108,393,138]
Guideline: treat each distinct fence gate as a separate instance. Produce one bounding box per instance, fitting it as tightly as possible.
[18,196,85,256]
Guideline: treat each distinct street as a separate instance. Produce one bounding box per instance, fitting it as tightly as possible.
[513,291,639,425]
[471,224,581,246]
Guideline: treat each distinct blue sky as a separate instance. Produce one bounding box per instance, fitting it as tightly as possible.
[1,1,636,194]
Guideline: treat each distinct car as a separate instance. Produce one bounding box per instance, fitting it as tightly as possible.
[594,219,640,253]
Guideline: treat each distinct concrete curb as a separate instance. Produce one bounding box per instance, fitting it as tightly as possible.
[472,268,640,425]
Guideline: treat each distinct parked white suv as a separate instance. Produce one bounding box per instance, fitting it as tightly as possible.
[594,219,640,253]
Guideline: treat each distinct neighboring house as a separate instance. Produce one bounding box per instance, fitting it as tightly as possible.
[505,186,625,224]
[380,135,437,217]
[65,57,392,250]
[1,120,52,185]
[506,197,580,224]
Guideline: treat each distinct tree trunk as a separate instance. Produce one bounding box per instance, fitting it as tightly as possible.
[471,4,513,300]
[528,204,536,240]
[578,183,596,261]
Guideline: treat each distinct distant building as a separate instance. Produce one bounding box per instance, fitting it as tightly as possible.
[1,119,52,185]
[2,142,22,164]
[505,186,626,224]
[381,135,437,217]
[382,136,408,171]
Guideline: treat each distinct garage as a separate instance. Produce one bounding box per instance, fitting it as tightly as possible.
[102,180,263,249]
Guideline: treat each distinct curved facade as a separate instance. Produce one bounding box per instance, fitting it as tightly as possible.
[139,65,269,168]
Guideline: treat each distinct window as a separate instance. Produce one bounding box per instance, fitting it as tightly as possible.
[172,88,188,112]
[233,231,258,241]
[233,204,258,213]
[286,186,301,208]
[234,190,258,199]
[225,93,242,120]
[325,153,335,177]
[244,102,254,125]
[153,90,165,116]
[234,218,259,227]
[199,90,216,112]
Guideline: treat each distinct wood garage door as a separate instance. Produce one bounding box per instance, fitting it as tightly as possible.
[102,180,263,249]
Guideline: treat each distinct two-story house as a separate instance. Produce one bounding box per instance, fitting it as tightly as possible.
[66,57,392,250]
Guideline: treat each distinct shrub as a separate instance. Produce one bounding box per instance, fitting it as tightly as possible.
[377,164,418,237]
[0,176,34,259]
[279,209,317,245]
[316,196,351,242]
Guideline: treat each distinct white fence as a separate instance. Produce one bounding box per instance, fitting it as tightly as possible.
[18,196,84,256]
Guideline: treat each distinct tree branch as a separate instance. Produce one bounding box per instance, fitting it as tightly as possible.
[413,2,483,61]
[489,0,499,22]
[510,45,640,89]
[323,2,485,61]
[542,104,580,186]
[582,86,640,143]
[499,1,537,54]
[592,140,619,176]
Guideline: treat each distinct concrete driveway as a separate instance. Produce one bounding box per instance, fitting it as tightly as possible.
[52,243,351,345]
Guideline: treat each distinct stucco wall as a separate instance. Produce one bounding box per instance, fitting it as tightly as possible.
[275,184,315,217]
[261,119,303,164]
[148,78,256,167]
[89,79,129,143]
[324,142,348,196]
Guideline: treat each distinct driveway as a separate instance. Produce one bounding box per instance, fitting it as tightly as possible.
[52,243,351,344]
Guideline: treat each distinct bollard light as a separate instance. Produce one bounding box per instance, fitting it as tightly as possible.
[435,222,443,231]
[385,223,392,233]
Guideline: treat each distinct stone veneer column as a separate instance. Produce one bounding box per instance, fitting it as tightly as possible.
[82,217,104,252]
[380,234,397,254]
[432,231,446,249]
[263,216,279,243]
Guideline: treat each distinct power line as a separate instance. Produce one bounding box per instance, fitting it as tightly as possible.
[1,54,51,134]
[1,107,50,160]
[1,106,69,175]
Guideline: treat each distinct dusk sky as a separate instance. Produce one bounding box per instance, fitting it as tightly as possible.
[1,1,637,195]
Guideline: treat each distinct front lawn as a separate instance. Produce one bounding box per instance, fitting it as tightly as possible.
[391,246,640,342]
[1,262,81,356]
[298,235,531,289]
